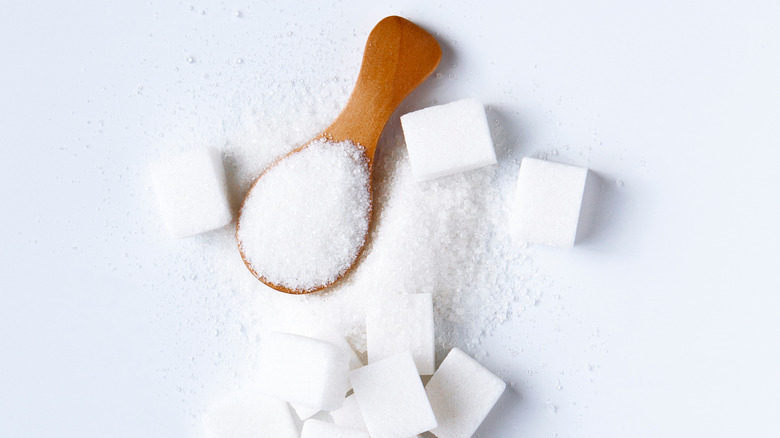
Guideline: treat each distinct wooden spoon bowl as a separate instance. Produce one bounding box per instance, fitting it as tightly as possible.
[237,16,441,294]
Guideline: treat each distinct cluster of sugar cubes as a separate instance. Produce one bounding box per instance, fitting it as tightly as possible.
[203,292,506,437]
[150,100,588,246]
[193,98,592,436]
[401,98,589,248]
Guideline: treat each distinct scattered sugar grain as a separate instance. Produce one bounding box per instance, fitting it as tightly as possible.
[205,116,544,360]
[154,76,559,416]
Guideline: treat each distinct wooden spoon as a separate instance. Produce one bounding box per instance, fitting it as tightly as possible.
[236,16,442,294]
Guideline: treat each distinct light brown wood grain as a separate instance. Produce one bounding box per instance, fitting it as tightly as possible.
[237,16,441,294]
[324,16,442,160]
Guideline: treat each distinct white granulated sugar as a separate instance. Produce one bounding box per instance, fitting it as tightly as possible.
[237,139,371,292]
[223,78,355,197]
[154,75,547,414]
[186,87,543,362]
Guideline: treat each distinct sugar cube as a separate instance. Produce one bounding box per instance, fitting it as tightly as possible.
[301,419,370,438]
[349,352,437,438]
[330,394,367,432]
[150,147,233,238]
[286,322,365,374]
[367,293,435,375]
[202,391,297,438]
[257,332,349,412]
[291,402,321,420]
[510,157,588,248]
[425,348,506,438]
[282,322,364,396]
[400,98,497,181]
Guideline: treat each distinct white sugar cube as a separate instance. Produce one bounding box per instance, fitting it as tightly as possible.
[202,391,297,438]
[301,419,370,438]
[257,332,349,412]
[367,293,435,375]
[330,394,367,432]
[425,348,506,438]
[320,334,363,373]
[291,403,321,421]
[150,147,233,238]
[286,323,365,375]
[349,352,437,438]
[511,157,588,248]
[284,322,364,396]
[401,98,497,181]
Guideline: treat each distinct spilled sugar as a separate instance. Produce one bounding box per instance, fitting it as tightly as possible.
[152,76,547,411]
[237,139,371,292]
[179,83,546,365]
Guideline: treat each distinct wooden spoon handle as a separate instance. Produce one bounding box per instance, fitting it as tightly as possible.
[323,16,442,160]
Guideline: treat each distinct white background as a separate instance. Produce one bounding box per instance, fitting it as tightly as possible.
[1,0,779,437]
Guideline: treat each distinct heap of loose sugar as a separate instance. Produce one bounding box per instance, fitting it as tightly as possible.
[198,100,543,361]
[237,139,371,292]
[151,75,549,407]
